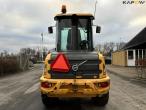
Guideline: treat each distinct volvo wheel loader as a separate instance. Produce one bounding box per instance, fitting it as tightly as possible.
[40,5,110,106]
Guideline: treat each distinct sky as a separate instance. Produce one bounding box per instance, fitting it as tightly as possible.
[0,0,146,53]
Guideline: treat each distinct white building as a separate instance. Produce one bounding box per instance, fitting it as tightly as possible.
[112,27,146,66]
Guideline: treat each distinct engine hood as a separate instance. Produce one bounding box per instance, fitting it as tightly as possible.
[49,51,101,79]
[51,51,99,60]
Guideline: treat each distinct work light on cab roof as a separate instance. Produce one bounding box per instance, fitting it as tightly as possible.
[61,5,67,14]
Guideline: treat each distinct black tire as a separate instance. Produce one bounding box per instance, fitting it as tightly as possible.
[41,94,58,107]
[92,92,109,106]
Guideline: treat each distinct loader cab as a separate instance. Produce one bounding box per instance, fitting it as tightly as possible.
[48,13,100,52]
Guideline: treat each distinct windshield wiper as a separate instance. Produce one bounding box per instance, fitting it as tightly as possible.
[78,20,88,33]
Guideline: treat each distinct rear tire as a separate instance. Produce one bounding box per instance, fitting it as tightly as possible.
[92,92,109,106]
[41,94,58,107]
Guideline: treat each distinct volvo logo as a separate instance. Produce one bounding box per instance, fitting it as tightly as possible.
[72,60,87,71]
[72,64,78,71]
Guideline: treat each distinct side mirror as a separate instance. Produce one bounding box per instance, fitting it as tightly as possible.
[96,26,101,33]
[48,27,53,33]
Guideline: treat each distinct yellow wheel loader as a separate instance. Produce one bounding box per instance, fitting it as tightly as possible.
[40,5,110,106]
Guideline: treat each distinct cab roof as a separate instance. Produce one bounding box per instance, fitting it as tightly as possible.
[54,13,94,20]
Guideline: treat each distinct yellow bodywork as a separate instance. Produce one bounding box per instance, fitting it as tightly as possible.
[40,52,110,98]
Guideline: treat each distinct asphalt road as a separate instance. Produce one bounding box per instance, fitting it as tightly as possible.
[0,64,146,110]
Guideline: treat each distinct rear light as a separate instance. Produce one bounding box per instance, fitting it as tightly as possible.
[41,82,55,88]
[95,82,109,88]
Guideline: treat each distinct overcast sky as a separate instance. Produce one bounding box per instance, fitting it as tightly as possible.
[0,0,146,53]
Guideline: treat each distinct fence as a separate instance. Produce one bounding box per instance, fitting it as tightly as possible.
[0,53,30,76]
[0,55,19,76]
[135,59,146,78]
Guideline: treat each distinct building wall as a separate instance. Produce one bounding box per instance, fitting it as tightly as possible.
[112,51,127,66]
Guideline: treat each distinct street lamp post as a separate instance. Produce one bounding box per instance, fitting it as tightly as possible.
[41,33,43,61]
